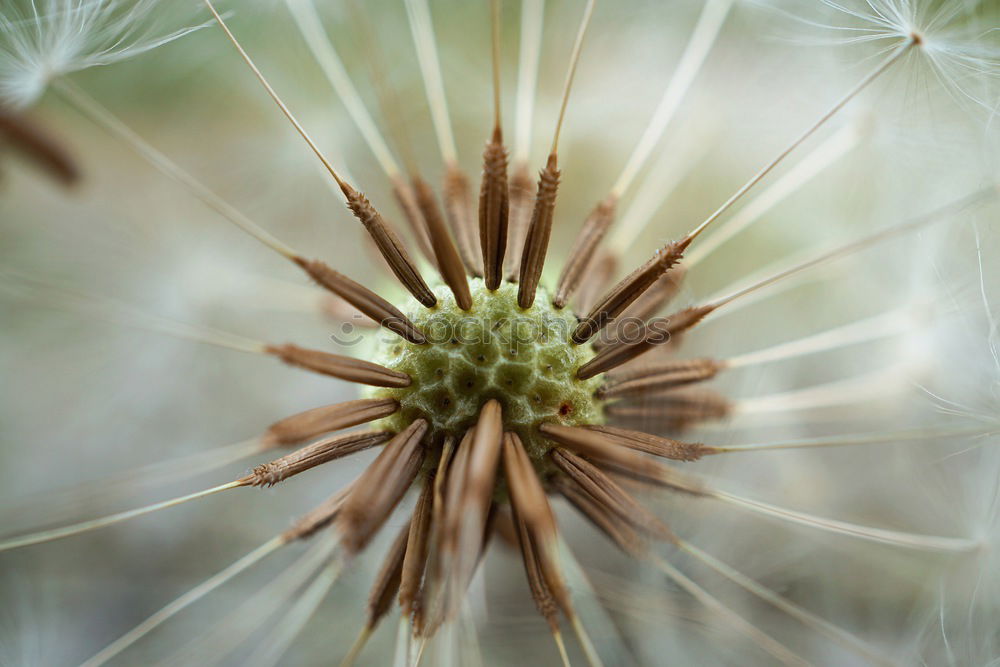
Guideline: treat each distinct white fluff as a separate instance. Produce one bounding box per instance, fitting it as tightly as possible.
[802,0,1000,115]
[0,0,206,108]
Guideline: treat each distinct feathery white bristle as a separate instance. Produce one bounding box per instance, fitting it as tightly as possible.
[797,0,1000,114]
[0,0,208,108]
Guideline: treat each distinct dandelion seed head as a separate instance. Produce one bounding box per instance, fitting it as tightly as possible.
[0,0,206,109]
[1,0,998,664]
[367,279,604,463]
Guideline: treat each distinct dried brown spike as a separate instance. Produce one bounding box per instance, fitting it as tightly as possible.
[553,194,618,309]
[571,238,692,344]
[464,401,504,517]
[282,483,354,542]
[242,430,392,487]
[554,474,647,556]
[263,398,398,447]
[504,163,536,280]
[605,388,731,431]
[367,523,410,628]
[621,264,687,320]
[339,419,427,554]
[478,127,510,290]
[598,357,723,399]
[543,425,706,496]
[517,154,561,308]
[576,304,714,379]
[491,507,520,548]
[390,175,436,263]
[412,175,473,310]
[0,112,79,186]
[418,432,470,636]
[443,164,483,276]
[437,404,503,622]
[582,425,712,461]
[512,507,561,630]
[442,408,501,562]
[342,183,437,308]
[399,479,434,616]
[265,343,411,387]
[439,430,474,558]
[549,447,676,543]
[293,257,427,344]
[502,433,570,615]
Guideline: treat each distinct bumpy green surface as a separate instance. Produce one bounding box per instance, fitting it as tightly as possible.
[367,279,604,461]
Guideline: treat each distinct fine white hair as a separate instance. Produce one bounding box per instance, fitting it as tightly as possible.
[0,0,207,109]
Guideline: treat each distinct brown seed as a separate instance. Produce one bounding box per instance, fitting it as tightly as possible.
[366,522,410,628]
[504,163,536,280]
[420,432,471,636]
[265,343,411,388]
[517,154,561,309]
[412,174,473,310]
[572,238,691,344]
[242,430,392,488]
[619,264,687,321]
[491,507,520,548]
[605,388,731,431]
[293,256,427,344]
[582,424,713,461]
[479,126,510,290]
[399,479,434,616]
[549,447,676,542]
[443,164,483,276]
[339,419,427,554]
[503,433,571,615]
[0,112,79,186]
[342,183,437,308]
[282,483,355,542]
[439,430,474,558]
[464,401,504,517]
[553,194,618,309]
[554,474,647,556]
[576,304,714,379]
[598,357,723,399]
[437,402,503,623]
[263,398,398,447]
[511,507,561,630]
[543,425,706,496]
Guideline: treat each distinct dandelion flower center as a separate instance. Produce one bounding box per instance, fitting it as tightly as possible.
[369,278,604,462]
